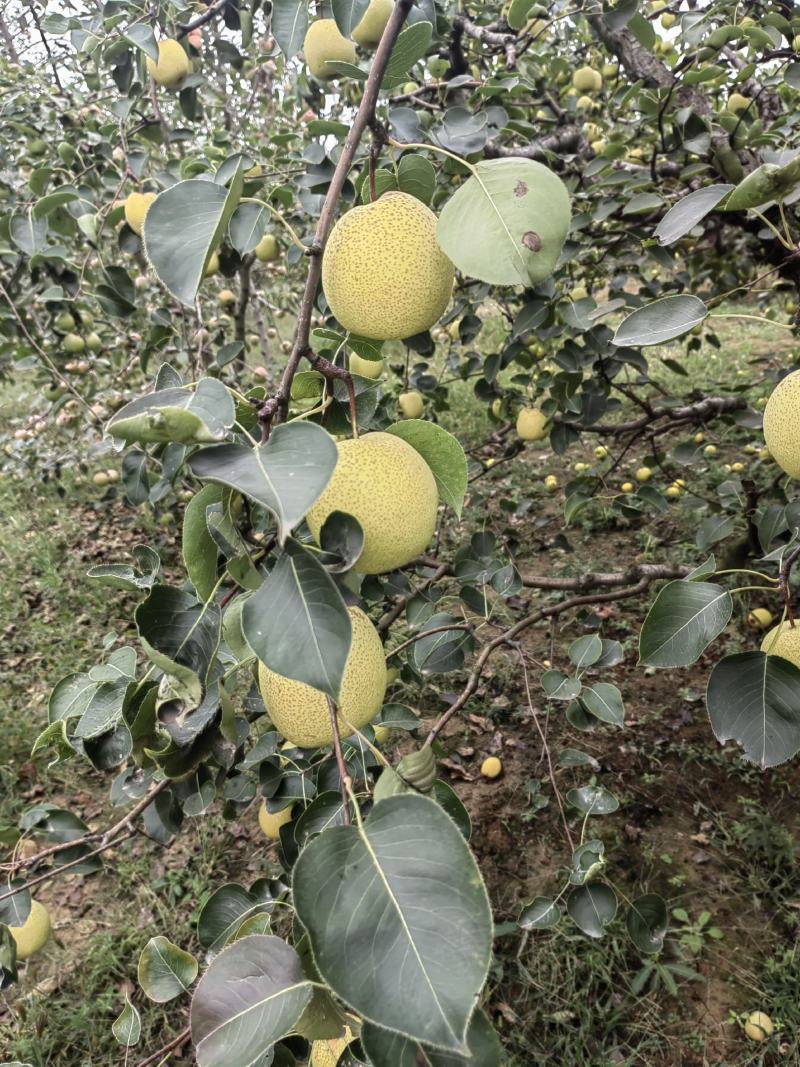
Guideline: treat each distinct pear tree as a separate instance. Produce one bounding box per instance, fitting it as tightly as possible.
[2,0,800,1063]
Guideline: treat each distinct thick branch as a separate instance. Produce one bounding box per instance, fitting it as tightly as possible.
[567,394,747,437]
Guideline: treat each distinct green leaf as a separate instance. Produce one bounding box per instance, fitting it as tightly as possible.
[107,381,235,445]
[519,896,563,930]
[580,683,624,726]
[332,0,370,36]
[567,884,617,938]
[437,158,571,286]
[627,894,668,954]
[32,190,80,220]
[135,586,221,708]
[382,22,433,88]
[612,295,707,347]
[10,211,48,255]
[242,540,352,701]
[190,935,312,1067]
[411,612,472,675]
[506,0,535,31]
[182,485,224,600]
[397,153,436,204]
[568,634,603,669]
[361,1009,502,1066]
[293,794,492,1052]
[112,995,141,1047]
[197,883,274,951]
[144,177,243,307]
[654,185,733,246]
[271,0,308,59]
[188,422,337,543]
[122,23,159,62]
[228,202,267,253]
[567,785,619,815]
[138,936,198,1003]
[86,545,160,591]
[639,580,731,668]
[385,420,467,517]
[707,651,800,768]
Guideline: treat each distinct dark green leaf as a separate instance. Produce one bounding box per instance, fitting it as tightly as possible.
[639,580,731,668]
[241,540,352,700]
[707,651,800,768]
[190,935,312,1066]
[293,794,492,1051]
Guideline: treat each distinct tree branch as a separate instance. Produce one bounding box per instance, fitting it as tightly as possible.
[258,0,414,440]
[424,568,685,746]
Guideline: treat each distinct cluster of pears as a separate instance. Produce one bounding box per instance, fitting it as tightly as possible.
[257,433,438,748]
[303,0,394,80]
[53,309,102,362]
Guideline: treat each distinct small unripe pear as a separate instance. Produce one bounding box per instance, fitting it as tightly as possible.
[398,391,424,418]
[254,234,279,262]
[62,333,85,354]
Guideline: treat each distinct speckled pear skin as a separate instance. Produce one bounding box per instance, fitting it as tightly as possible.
[306,432,439,574]
[303,19,356,81]
[761,622,800,668]
[322,191,455,340]
[763,370,800,478]
[258,606,386,747]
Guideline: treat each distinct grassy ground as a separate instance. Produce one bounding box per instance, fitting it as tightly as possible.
[1,313,799,1065]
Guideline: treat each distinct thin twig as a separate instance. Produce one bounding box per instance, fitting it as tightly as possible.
[327,697,352,825]
[136,1025,192,1067]
[5,778,170,875]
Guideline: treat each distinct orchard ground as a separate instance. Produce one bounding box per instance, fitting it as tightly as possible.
[2,312,799,1067]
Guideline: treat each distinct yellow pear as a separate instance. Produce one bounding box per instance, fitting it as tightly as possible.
[311,1028,354,1067]
[254,234,279,262]
[258,608,386,747]
[348,353,383,378]
[747,608,774,630]
[303,20,356,81]
[322,191,454,340]
[146,39,191,88]
[203,251,219,277]
[8,899,51,960]
[572,66,602,93]
[744,1011,773,1042]
[763,371,800,478]
[353,0,394,48]
[761,622,800,668]
[516,407,548,441]
[727,92,750,113]
[306,432,438,574]
[398,391,424,418]
[481,756,502,778]
[124,191,157,236]
[258,801,294,839]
